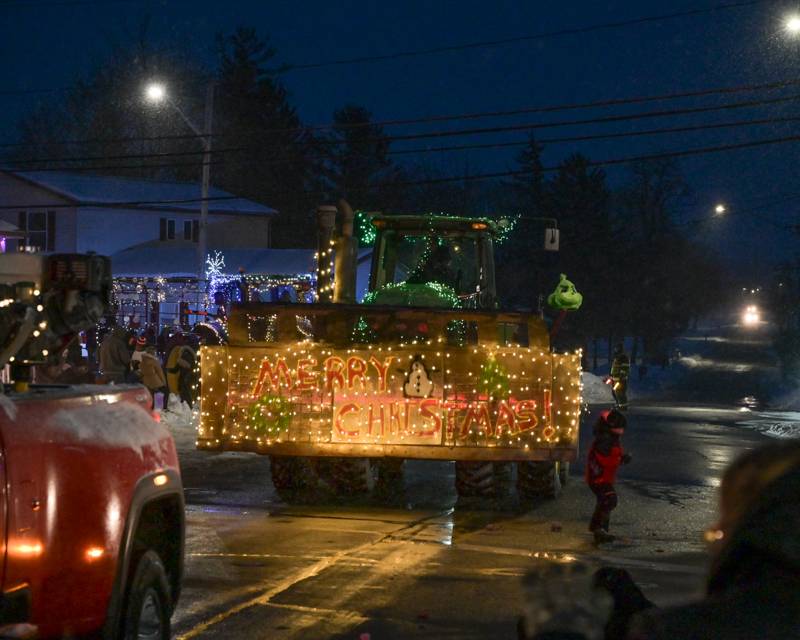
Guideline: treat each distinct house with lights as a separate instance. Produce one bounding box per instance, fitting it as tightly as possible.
[0,170,320,327]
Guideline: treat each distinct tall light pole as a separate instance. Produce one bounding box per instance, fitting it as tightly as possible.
[144,81,215,280]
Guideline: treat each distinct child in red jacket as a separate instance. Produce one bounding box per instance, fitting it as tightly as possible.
[586,408,631,544]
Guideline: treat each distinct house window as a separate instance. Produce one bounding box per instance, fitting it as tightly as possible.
[160,218,176,241]
[182,220,199,242]
[18,210,55,251]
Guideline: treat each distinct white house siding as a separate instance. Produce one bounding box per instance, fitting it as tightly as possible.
[0,172,78,252]
[76,207,170,254]
[206,216,270,248]
[76,208,271,255]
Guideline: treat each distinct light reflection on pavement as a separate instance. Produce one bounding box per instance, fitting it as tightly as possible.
[171,327,789,639]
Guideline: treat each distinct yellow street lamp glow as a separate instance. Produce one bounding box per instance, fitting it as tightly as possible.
[145,82,166,103]
[786,15,800,34]
[714,203,726,215]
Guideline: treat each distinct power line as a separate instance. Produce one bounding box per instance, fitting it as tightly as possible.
[7,130,800,204]
[6,90,800,166]
[4,75,799,149]
[10,110,800,169]
[275,0,771,73]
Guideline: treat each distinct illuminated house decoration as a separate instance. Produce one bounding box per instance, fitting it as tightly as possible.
[110,246,317,329]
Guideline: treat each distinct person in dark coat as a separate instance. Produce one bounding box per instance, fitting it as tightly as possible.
[586,409,631,544]
[628,440,800,640]
[609,344,630,410]
[98,320,131,384]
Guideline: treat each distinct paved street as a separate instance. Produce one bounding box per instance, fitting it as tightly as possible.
[170,325,786,639]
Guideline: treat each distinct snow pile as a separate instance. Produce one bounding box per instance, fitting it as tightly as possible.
[581,372,614,404]
[52,402,166,457]
[157,394,197,450]
[739,411,800,439]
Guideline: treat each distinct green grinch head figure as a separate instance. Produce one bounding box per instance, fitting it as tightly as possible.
[548,273,583,311]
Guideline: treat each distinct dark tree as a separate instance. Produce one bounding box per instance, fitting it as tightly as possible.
[324,104,401,211]
[214,27,321,247]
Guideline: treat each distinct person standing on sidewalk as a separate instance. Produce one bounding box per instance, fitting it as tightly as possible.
[98,318,131,384]
[140,346,169,411]
[586,409,631,544]
[610,343,631,410]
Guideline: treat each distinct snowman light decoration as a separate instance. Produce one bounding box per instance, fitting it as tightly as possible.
[404,357,434,398]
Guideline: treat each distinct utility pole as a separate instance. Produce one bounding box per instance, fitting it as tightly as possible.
[198,82,215,280]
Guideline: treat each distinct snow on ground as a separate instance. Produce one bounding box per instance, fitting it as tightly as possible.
[737,410,800,439]
[581,372,614,404]
[157,394,196,450]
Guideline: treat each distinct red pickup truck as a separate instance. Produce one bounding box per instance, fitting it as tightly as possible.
[0,253,184,639]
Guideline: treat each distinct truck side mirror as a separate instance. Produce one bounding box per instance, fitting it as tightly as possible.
[544,227,560,252]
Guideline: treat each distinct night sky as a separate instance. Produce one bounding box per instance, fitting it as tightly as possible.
[2,0,800,283]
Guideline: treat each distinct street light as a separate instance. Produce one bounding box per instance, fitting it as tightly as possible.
[714,203,727,215]
[786,15,800,34]
[144,82,166,104]
[143,81,214,280]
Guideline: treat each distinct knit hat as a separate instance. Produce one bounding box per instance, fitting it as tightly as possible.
[136,336,147,347]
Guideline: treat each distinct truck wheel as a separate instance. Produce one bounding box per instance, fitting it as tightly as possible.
[454,462,512,498]
[324,457,373,496]
[373,459,405,500]
[269,455,320,502]
[516,461,562,501]
[121,550,171,640]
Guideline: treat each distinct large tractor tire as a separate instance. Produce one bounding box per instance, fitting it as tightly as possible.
[269,455,321,502]
[372,458,405,501]
[320,457,373,497]
[455,461,512,498]
[516,461,562,501]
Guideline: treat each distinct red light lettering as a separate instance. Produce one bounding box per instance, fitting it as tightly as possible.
[295,357,318,391]
[325,356,346,392]
[369,355,395,392]
[334,403,360,437]
[347,356,368,390]
[252,357,293,397]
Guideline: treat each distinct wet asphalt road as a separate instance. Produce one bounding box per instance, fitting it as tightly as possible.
[171,325,782,639]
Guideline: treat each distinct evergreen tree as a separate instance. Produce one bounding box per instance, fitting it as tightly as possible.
[509,134,546,215]
[214,27,321,247]
[324,104,399,211]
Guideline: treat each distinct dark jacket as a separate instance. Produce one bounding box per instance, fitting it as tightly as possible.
[629,468,800,639]
[99,326,131,376]
[610,354,630,380]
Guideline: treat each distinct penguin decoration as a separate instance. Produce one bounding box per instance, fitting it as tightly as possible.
[403,356,434,398]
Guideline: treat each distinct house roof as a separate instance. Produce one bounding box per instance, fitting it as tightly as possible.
[111,241,315,278]
[6,170,276,216]
[0,220,24,237]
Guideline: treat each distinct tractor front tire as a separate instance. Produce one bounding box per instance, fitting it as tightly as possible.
[455,461,514,498]
[269,455,321,502]
[373,458,405,501]
[323,457,373,498]
[516,461,562,501]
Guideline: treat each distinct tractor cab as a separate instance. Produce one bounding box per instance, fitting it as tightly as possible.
[368,215,500,309]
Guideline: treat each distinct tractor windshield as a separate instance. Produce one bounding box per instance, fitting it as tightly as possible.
[372,229,493,307]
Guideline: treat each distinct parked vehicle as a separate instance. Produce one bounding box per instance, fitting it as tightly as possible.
[0,252,184,639]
